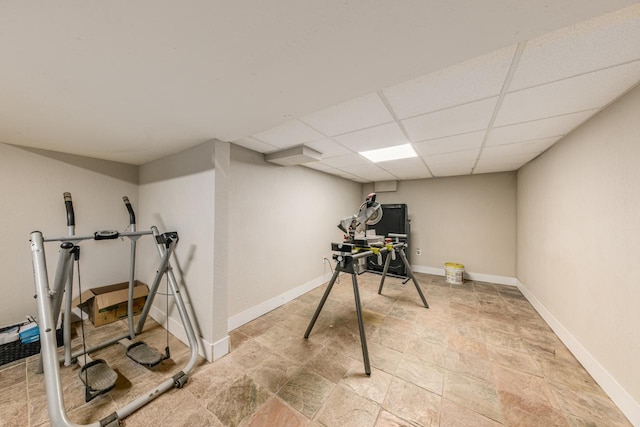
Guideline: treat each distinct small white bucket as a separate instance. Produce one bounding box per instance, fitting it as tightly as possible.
[444,262,464,285]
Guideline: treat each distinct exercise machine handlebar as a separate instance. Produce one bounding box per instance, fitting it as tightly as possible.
[63,193,75,227]
[123,196,136,226]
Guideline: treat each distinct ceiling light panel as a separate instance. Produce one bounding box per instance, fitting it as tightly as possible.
[233,137,278,153]
[402,97,497,142]
[413,131,485,156]
[495,60,640,126]
[334,122,408,152]
[252,119,325,148]
[383,45,516,119]
[486,110,598,146]
[510,4,640,91]
[360,143,417,163]
[300,93,394,136]
[304,138,352,158]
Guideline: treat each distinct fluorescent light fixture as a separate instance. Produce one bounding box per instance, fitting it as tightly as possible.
[359,144,417,163]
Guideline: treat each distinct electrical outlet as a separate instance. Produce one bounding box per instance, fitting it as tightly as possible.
[416,248,421,255]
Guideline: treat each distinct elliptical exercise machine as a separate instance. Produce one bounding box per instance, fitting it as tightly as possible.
[29,193,198,427]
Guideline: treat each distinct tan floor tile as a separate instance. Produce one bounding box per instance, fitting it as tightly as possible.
[396,353,444,396]
[445,349,494,383]
[374,410,417,427]
[549,382,632,427]
[13,275,633,427]
[383,377,440,427]
[487,344,543,377]
[206,375,271,427]
[187,354,246,401]
[368,341,403,374]
[241,396,308,427]
[539,357,601,393]
[316,385,380,427]
[248,354,301,394]
[0,382,28,427]
[0,361,26,390]
[306,345,355,383]
[447,333,488,359]
[443,371,503,423]
[277,370,334,418]
[439,399,502,427]
[493,365,567,426]
[227,337,275,370]
[405,338,446,367]
[341,363,393,404]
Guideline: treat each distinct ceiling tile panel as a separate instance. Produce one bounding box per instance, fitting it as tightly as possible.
[429,163,474,177]
[423,148,480,166]
[413,131,485,156]
[300,93,394,136]
[320,153,371,168]
[510,4,640,91]
[339,164,398,182]
[334,122,408,152]
[482,137,560,159]
[486,110,598,146]
[252,119,325,148]
[304,138,352,158]
[383,45,516,119]
[402,97,497,142]
[233,137,278,153]
[378,157,432,179]
[496,60,640,126]
[473,161,526,175]
[303,162,334,171]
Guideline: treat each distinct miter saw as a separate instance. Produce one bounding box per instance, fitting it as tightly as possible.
[337,193,383,243]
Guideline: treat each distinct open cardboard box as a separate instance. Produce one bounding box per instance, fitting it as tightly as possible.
[71,281,149,327]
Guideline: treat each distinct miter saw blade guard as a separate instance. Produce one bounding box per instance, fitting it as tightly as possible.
[338,193,383,238]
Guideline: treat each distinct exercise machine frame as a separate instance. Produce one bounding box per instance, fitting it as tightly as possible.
[29,194,199,427]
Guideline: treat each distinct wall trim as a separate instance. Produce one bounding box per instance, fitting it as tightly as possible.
[148,305,227,363]
[228,272,332,331]
[412,264,517,286]
[516,279,640,426]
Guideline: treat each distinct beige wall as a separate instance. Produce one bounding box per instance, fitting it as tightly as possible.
[0,143,138,326]
[518,84,640,406]
[138,141,227,354]
[364,172,517,278]
[228,145,362,319]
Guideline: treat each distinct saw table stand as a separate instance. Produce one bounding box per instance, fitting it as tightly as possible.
[304,239,428,375]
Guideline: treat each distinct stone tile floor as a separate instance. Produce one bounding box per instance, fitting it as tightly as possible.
[0,272,632,426]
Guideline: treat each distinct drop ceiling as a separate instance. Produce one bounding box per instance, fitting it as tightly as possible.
[1,2,639,183]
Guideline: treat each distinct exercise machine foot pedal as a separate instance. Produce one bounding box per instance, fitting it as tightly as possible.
[79,359,117,401]
[126,341,163,368]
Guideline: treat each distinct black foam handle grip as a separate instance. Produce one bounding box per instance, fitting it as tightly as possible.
[123,196,136,225]
[63,192,75,227]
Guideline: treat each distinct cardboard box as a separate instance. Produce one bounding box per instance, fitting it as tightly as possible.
[72,281,149,327]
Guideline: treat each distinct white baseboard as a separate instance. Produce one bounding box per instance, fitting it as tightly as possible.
[516,279,640,426]
[227,272,332,332]
[411,264,517,287]
[148,305,228,363]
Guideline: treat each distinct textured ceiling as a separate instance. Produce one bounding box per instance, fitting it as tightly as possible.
[1,1,638,179]
[239,4,640,182]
